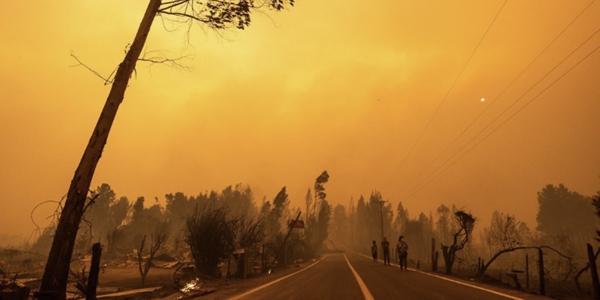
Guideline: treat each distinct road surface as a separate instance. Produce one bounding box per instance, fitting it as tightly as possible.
[228,250,535,300]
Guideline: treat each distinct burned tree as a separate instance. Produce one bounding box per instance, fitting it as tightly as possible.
[313,171,330,213]
[477,211,532,277]
[233,216,265,278]
[185,204,237,278]
[37,1,297,299]
[483,211,529,253]
[137,222,170,286]
[306,171,330,256]
[441,210,476,274]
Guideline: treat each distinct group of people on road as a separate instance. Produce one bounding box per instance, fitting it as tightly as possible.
[371,235,408,270]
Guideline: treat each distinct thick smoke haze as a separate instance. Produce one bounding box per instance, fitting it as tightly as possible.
[1,1,600,242]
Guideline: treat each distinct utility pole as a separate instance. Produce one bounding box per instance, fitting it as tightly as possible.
[379,200,387,241]
[272,211,302,269]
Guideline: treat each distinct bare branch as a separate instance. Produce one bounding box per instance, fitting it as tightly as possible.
[138,50,193,71]
[27,195,67,245]
[30,199,62,231]
[539,245,573,261]
[574,248,600,292]
[477,245,574,277]
[159,11,206,24]
[82,192,100,215]
[138,222,170,286]
[69,51,116,85]
[156,0,295,31]
[160,0,191,12]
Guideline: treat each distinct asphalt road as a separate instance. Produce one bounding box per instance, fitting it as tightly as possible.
[228,251,529,300]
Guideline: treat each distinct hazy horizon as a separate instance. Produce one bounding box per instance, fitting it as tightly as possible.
[1,1,599,242]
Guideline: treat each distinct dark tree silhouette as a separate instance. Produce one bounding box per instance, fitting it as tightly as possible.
[265,187,289,240]
[306,171,330,256]
[315,199,332,248]
[483,211,531,254]
[331,204,348,244]
[536,184,595,249]
[441,210,476,274]
[185,204,237,278]
[477,211,535,277]
[137,222,170,286]
[313,170,330,213]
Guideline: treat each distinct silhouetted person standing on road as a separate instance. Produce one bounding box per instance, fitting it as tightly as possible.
[381,237,390,266]
[371,240,378,265]
[397,235,408,270]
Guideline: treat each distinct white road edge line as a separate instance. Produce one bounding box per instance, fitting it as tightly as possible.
[410,269,524,300]
[348,247,523,300]
[227,255,328,300]
[343,253,375,300]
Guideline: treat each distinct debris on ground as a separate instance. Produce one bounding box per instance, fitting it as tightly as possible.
[96,286,163,298]
[161,288,216,300]
[0,280,31,300]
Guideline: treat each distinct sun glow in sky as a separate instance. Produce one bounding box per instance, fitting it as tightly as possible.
[1,1,600,241]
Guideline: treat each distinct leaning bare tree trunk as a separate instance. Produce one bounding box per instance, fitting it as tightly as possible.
[37,1,162,299]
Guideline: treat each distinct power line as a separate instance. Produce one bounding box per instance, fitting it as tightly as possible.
[399,29,600,203]
[392,0,597,199]
[383,0,508,190]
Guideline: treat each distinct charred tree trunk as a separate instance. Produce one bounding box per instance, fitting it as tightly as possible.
[587,243,600,300]
[36,1,162,299]
[441,245,455,274]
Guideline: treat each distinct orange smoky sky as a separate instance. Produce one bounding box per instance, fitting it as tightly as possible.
[1,1,600,241]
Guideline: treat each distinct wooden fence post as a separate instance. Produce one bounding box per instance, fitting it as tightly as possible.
[538,247,545,296]
[87,243,102,300]
[587,243,600,300]
[525,253,529,290]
